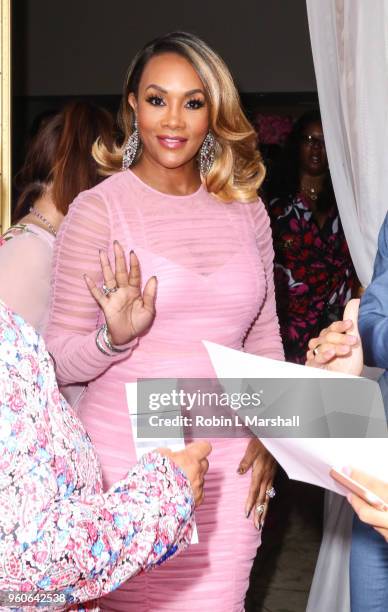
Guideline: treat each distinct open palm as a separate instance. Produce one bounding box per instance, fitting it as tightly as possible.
[84,241,157,346]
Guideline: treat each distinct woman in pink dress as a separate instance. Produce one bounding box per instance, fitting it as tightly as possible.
[46,32,284,611]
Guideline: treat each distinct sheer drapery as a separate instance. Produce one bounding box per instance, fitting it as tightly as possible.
[306,2,388,610]
[306,0,388,288]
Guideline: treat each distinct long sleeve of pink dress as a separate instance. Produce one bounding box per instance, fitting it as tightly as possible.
[46,170,284,612]
[0,302,194,612]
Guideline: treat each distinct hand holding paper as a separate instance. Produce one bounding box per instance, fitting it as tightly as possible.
[306,298,363,374]
[203,338,388,497]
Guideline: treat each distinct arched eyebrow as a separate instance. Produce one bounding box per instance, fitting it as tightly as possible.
[145,84,205,97]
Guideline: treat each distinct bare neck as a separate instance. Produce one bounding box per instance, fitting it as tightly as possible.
[131,155,202,196]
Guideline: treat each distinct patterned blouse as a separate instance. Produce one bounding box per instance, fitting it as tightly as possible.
[0,303,194,610]
[269,193,358,364]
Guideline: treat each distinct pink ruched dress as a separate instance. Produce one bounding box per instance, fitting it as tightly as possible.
[46,169,284,612]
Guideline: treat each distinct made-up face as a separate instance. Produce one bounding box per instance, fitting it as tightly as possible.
[128,52,210,172]
[299,120,328,176]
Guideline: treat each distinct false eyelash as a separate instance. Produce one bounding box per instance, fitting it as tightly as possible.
[145,95,165,106]
[186,98,205,109]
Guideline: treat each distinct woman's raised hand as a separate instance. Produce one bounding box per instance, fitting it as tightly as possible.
[84,241,157,345]
[305,299,363,376]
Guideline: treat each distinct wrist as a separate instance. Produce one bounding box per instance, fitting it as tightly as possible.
[95,324,137,356]
[105,326,136,349]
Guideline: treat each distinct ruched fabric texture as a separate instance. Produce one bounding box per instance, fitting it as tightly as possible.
[46,169,284,611]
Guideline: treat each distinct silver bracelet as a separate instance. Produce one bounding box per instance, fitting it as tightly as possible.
[102,324,131,353]
[95,325,113,356]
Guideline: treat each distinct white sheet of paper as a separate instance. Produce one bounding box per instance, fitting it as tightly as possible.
[203,341,388,495]
[126,382,198,543]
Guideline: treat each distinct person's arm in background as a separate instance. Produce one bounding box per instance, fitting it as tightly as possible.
[0,232,52,331]
[243,199,285,361]
[0,305,209,607]
[358,212,388,367]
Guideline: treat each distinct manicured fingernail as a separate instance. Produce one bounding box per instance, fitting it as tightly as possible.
[245,507,251,519]
[237,466,246,474]
[256,521,263,532]
[130,249,134,254]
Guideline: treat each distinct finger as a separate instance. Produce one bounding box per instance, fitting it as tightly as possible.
[317,343,352,357]
[200,457,209,476]
[321,319,354,335]
[187,440,212,461]
[259,479,274,526]
[113,241,129,288]
[83,274,107,308]
[348,468,388,503]
[237,438,260,474]
[128,251,142,289]
[196,490,205,508]
[308,332,357,352]
[142,276,158,312]
[252,499,267,530]
[99,250,116,288]
[244,463,264,518]
[343,299,360,332]
[306,347,336,365]
[319,331,358,347]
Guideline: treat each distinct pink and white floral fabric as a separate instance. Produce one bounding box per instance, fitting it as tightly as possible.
[0,302,194,611]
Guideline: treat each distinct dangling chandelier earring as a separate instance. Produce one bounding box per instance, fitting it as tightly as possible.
[199,131,216,176]
[122,118,140,170]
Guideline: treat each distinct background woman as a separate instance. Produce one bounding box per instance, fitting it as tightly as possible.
[45,32,283,611]
[0,100,114,334]
[268,110,358,364]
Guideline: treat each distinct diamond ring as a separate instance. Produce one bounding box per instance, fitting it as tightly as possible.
[255,503,266,515]
[266,487,276,499]
[102,284,118,296]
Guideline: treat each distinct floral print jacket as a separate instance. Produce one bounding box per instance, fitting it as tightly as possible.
[0,303,194,610]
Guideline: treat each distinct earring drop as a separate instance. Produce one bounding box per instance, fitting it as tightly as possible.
[122,118,140,170]
[199,131,216,176]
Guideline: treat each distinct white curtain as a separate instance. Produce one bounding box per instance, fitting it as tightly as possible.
[305,2,388,610]
[306,0,388,288]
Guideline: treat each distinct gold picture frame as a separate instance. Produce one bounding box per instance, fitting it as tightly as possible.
[0,0,11,233]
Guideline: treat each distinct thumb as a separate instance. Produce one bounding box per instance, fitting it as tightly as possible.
[343,298,360,336]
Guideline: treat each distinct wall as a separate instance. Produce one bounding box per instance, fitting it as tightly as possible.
[13,0,316,96]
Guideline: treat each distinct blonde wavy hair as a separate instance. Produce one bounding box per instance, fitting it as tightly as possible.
[93,32,265,203]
